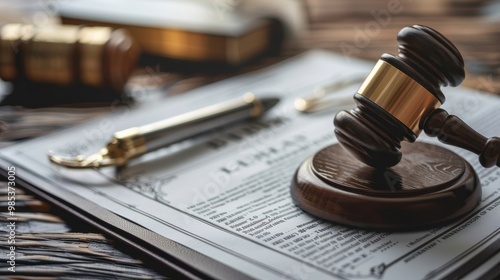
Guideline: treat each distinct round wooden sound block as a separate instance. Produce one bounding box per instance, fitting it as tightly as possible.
[291,142,481,230]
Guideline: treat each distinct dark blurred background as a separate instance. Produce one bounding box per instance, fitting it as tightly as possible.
[1,0,499,131]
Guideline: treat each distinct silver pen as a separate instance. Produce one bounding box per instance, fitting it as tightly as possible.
[49,93,279,168]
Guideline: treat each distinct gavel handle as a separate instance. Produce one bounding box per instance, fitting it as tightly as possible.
[424,108,500,168]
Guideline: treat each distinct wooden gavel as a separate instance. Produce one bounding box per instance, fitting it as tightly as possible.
[0,23,140,92]
[334,25,500,169]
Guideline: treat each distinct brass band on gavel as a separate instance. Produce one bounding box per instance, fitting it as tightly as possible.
[357,60,441,136]
[0,24,140,92]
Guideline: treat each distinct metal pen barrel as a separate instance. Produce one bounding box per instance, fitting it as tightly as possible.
[139,95,259,151]
[48,93,278,168]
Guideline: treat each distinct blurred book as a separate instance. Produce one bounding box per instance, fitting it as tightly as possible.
[58,0,305,66]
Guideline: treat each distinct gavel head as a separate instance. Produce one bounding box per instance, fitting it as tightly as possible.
[334,25,465,168]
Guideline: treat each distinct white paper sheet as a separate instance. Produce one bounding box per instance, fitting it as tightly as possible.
[2,51,500,279]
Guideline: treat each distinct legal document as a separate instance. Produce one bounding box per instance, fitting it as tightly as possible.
[2,51,500,279]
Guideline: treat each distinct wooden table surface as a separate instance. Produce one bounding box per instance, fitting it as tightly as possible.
[1,1,500,278]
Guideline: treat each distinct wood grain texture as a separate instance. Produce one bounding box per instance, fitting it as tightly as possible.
[291,142,481,230]
[334,94,414,168]
[424,108,500,168]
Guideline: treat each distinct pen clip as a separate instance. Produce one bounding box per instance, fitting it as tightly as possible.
[294,77,364,113]
[48,148,128,169]
[48,128,146,169]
